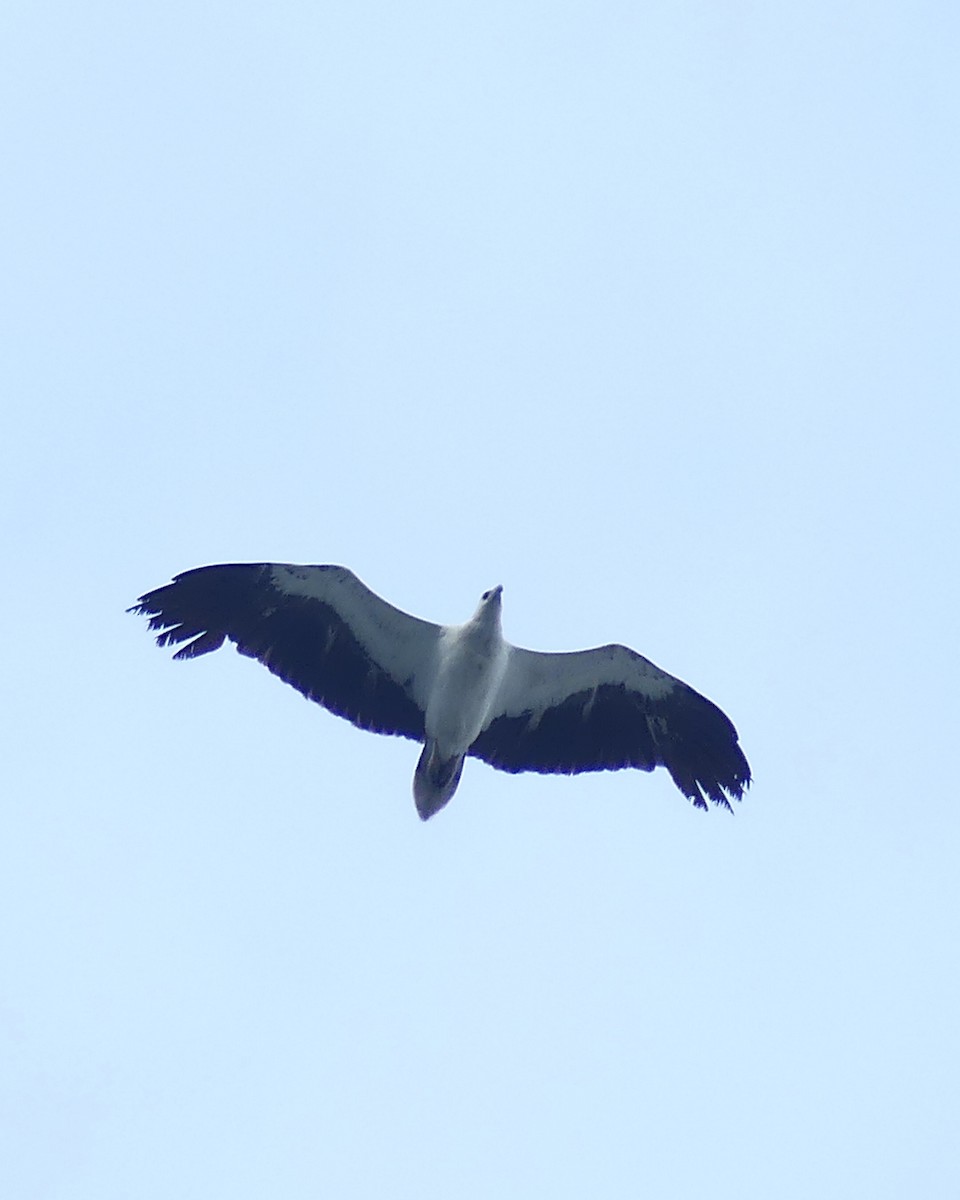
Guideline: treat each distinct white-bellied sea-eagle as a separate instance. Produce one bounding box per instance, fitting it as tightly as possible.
[131,563,751,820]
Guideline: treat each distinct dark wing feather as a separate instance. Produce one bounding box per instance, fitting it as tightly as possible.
[469,645,750,810]
[130,563,436,741]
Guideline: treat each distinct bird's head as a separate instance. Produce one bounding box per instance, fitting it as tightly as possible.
[471,584,503,628]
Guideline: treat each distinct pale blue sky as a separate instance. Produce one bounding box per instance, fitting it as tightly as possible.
[3,2,958,1197]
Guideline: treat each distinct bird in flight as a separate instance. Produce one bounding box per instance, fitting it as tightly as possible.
[131,563,751,820]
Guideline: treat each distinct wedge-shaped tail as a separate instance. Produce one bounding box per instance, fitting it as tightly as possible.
[413,740,465,820]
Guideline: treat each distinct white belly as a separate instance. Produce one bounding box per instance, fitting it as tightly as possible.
[424,628,509,755]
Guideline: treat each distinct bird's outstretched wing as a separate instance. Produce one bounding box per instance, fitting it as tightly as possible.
[469,644,750,810]
[130,563,441,741]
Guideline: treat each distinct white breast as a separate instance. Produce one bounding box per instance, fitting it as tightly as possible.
[425,624,510,756]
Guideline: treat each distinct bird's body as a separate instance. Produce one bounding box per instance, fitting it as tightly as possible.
[131,563,750,819]
[415,586,510,816]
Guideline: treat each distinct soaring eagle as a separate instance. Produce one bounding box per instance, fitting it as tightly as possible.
[131,563,751,820]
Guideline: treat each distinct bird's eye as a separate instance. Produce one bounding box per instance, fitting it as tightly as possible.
[481,590,491,601]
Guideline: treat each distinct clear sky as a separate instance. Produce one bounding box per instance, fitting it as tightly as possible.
[3,2,958,1197]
